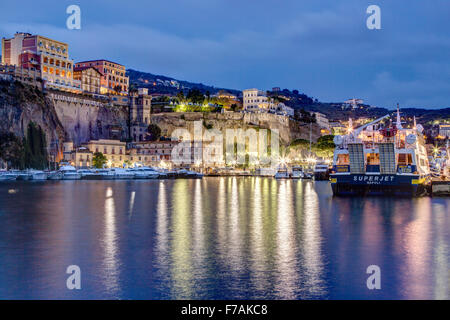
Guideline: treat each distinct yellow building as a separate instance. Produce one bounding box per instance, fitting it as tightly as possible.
[83,139,127,168]
[73,66,102,94]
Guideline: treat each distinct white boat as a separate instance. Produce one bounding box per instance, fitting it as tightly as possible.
[77,169,94,178]
[130,167,160,179]
[291,166,304,179]
[59,165,81,180]
[274,167,290,179]
[16,170,32,181]
[29,170,47,180]
[47,171,63,180]
[110,168,135,179]
[0,170,19,181]
[255,167,277,177]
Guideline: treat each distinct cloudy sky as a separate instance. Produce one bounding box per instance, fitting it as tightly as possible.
[0,0,449,109]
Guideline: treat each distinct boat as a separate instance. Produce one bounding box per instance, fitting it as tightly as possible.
[47,171,62,180]
[16,170,32,181]
[28,170,47,180]
[83,169,115,180]
[59,165,81,180]
[303,172,313,179]
[110,168,135,179]
[130,167,160,179]
[77,169,95,178]
[47,171,63,180]
[0,170,19,181]
[291,166,304,179]
[274,166,290,179]
[313,162,330,181]
[255,167,277,177]
[330,107,430,196]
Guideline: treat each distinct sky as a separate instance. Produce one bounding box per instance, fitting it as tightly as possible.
[0,0,449,109]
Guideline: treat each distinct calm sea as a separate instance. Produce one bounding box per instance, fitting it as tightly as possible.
[0,178,448,299]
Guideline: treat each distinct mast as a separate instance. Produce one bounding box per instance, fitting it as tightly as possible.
[396,103,402,129]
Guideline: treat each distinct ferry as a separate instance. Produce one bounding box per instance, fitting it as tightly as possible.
[330,106,431,196]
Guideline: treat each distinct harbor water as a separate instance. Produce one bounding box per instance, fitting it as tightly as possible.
[0,178,448,299]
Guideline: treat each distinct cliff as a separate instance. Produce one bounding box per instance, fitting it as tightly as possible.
[49,91,129,145]
[150,112,321,145]
[0,80,65,154]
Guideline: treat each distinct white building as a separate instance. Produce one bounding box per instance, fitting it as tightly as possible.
[243,88,271,112]
[313,112,330,130]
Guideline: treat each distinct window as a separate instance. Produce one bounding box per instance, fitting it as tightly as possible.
[366,153,380,165]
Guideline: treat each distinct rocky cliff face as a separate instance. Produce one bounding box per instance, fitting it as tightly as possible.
[50,95,129,146]
[0,80,65,153]
[150,112,321,145]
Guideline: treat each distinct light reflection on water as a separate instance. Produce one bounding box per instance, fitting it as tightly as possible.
[0,178,448,299]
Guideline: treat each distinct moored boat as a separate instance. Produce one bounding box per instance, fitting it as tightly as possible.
[59,165,81,180]
[291,166,304,179]
[330,107,430,196]
[313,162,330,181]
[274,166,290,179]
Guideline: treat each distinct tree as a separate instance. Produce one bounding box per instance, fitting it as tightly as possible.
[22,122,48,169]
[0,132,24,169]
[186,89,204,104]
[147,124,161,141]
[176,91,185,103]
[92,152,108,168]
[313,135,335,158]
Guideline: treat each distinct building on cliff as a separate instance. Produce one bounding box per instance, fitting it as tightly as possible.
[74,59,129,95]
[1,32,80,93]
[243,88,294,117]
[130,88,152,142]
[73,66,102,94]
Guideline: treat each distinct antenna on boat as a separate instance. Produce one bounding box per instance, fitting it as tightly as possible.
[396,103,403,129]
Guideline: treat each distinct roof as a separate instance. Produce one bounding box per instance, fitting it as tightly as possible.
[75,59,125,67]
[73,66,103,76]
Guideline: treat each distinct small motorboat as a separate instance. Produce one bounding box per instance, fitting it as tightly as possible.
[274,167,290,179]
[47,171,63,180]
[29,170,47,181]
[110,168,135,179]
[59,165,81,180]
[291,166,304,179]
[313,162,330,181]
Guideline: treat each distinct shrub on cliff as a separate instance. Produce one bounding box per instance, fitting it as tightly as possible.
[0,131,24,169]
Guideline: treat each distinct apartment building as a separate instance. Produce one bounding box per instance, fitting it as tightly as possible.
[74,59,129,95]
[2,32,77,91]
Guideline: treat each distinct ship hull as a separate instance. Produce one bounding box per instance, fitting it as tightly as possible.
[330,174,429,197]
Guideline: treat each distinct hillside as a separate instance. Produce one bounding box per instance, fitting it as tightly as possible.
[127,69,241,96]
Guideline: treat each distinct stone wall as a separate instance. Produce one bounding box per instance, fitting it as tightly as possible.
[151,112,321,145]
[49,91,129,146]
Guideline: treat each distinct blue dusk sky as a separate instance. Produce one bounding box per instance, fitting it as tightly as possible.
[0,0,449,109]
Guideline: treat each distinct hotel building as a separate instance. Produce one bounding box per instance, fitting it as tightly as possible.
[243,88,271,112]
[1,32,78,92]
[129,140,179,167]
[83,139,127,168]
[74,59,129,95]
[439,124,450,138]
[73,66,102,94]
